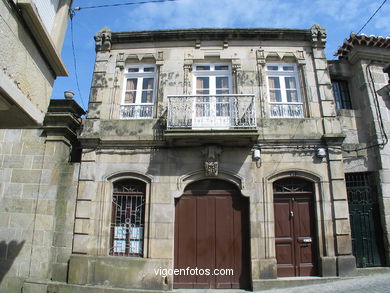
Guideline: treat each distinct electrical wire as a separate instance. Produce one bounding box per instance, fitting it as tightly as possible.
[70,11,86,109]
[73,0,181,11]
[357,0,387,34]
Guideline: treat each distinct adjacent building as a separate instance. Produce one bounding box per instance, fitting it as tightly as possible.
[0,1,82,293]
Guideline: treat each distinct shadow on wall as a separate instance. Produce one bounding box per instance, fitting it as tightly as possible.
[0,240,25,284]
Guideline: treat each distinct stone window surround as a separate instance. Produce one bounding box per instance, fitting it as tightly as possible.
[265,170,331,265]
[102,172,152,258]
[120,64,157,119]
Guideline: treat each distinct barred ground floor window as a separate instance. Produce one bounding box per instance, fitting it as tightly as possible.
[110,179,146,257]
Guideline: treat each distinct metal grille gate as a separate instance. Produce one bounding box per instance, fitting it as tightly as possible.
[346,172,385,267]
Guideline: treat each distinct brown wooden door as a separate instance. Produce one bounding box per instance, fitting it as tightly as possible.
[174,180,250,289]
[274,178,317,277]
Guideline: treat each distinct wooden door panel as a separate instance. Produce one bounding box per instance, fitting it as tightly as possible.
[174,180,250,289]
[274,201,292,237]
[215,196,234,288]
[174,197,197,288]
[196,196,214,288]
[274,182,317,277]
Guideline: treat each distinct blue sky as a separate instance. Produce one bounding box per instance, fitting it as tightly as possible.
[51,0,390,109]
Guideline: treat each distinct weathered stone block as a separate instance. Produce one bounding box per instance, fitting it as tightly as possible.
[336,235,352,255]
[337,255,356,276]
[73,234,89,254]
[75,200,91,219]
[335,219,351,235]
[35,214,54,231]
[11,169,41,184]
[320,256,337,276]
[77,181,97,200]
[333,200,349,219]
[150,239,172,258]
[74,218,91,234]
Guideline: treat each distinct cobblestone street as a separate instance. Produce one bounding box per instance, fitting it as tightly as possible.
[267,273,390,293]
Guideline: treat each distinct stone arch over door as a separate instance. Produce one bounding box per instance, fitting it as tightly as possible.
[272,176,318,277]
[174,179,251,289]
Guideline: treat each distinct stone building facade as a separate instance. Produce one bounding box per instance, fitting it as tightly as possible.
[65,25,387,292]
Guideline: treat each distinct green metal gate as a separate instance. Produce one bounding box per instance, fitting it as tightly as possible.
[346,172,385,267]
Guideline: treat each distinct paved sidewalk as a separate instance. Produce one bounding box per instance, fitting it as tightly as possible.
[263,273,390,293]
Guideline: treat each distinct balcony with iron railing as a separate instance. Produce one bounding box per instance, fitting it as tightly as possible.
[269,102,304,118]
[165,94,258,146]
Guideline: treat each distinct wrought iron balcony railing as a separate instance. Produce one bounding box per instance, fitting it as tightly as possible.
[167,94,256,129]
[120,104,153,119]
[269,102,304,118]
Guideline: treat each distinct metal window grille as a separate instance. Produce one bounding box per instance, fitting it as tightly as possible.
[273,177,313,194]
[332,80,352,110]
[345,172,377,204]
[110,180,146,257]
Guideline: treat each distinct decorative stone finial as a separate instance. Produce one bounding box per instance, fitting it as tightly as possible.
[64,90,74,100]
[310,24,327,48]
[94,27,112,52]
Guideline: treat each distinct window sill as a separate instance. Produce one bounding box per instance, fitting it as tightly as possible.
[17,0,68,76]
[336,109,355,117]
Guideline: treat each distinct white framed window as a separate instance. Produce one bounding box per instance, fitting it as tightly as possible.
[192,64,232,128]
[121,65,156,119]
[266,64,303,118]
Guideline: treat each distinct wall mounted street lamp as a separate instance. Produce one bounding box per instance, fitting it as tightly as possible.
[316,147,327,158]
[253,149,261,160]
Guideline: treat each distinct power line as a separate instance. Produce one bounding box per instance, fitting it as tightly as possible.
[73,0,181,11]
[356,0,387,34]
[69,12,86,109]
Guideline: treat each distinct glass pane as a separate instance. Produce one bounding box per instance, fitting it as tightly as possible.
[216,96,230,117]
[196,97,210,117]
[215,65,229,70]
[283,66,294,71]
[125,92,136,104]
[286,90,299,102]
[196,65,210,71]
[268,77,280,89]
[129,240,142,254]
[285,77,297,89]
[114,226,127,239]
[270,90,282,102]
[128,68,139,73]
[141,91,153,103]
[113,240,126,253]
[142,78,154,90]
[216,89,229,95]
[267,65,279,71]
[216,76,229,89]
[143,67,155,72]
[196,77,210,94]
[130,227,143,239]
[126,79,137,90]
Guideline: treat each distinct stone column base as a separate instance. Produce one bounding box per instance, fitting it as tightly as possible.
[337,255,356,276]
[319,256,337,276]
[254,258,277,279]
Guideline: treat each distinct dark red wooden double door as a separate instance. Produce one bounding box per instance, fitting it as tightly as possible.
[274,178,318,277]
[174,180,250,289]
